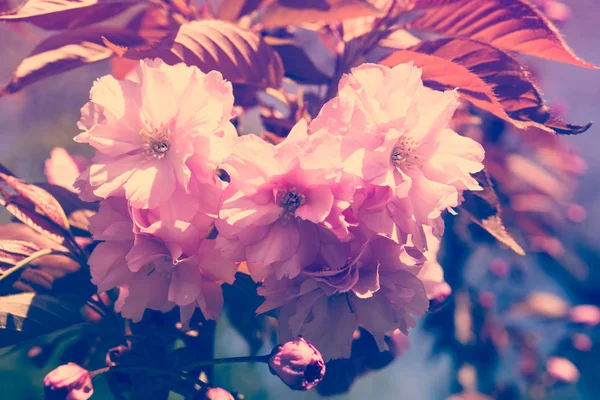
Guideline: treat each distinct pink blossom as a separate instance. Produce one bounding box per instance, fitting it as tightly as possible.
[88,197,236,324]
[205,388,235,400]
[569,305,600,326]
[75,59,236,209]
[417,226,450,301]
[44,363,93,400]
[311,62,484,249]
[216,119,355,279]
[546,357,580,383]
[44,148,87,193]
[258,231,428,360]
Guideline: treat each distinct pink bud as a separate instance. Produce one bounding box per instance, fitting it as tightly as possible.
[44,363,93,400]
[268,336,326,391]
[569,305,600,326]
[546,357,580,383]
[205,387,234,400]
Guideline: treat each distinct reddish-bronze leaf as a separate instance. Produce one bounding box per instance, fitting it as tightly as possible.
[0,240,42,266]
[36,184,98,235]
[380,38,592,134]
[0,193,68,246]
[124,6,174,45]
[111,7,175,79]
[380,49,510,123]
[1,27,147,96]
[107,20,284,90]
[460,170,525,256]
[410,0,464,8]
[0,0,138,30]
[411,0,598,69]
[0,172,78,248]
[0,224,88,296]
[257,0,382,28]
[216,0,265,21]
[0,173,70,231]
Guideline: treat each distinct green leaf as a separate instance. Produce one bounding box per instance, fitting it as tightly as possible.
[0,292,84,347]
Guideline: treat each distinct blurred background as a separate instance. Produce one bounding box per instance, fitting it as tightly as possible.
[1,0,600,399]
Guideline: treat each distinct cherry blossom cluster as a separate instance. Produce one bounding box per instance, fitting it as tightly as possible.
[78,59,484,359]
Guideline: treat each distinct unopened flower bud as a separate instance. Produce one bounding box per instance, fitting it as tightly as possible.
[205,387,235,400]
[268,336,325,391]
[44,362,93,400]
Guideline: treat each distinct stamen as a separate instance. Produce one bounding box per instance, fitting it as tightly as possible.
[140,125,171,159]
[276,188,305,220]
[391,137,421,169]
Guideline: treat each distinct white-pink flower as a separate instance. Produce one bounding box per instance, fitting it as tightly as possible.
[88,197,236,324]
[216,119,355,280]
[310,62,485,249]
[75,59,236,209]
[257,230,429,360]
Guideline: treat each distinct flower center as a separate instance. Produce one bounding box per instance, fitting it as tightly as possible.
[304,362,324,383]
[276,188,305,220]
[140,125,171,160]
[391,137,421,169]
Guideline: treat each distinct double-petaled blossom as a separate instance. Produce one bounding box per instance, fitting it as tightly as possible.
[257,228,429,360]
[88,193,235,324]
[75,58,236,209]
[78,59,478,358]
[78,60,238,324]
[310,62,485,250]
[216,119,355,280]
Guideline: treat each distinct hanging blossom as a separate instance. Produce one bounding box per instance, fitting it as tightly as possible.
[75,58,236,209]
[257,227,429,360]
[216,119,355,280]
[77,59,238,323]
[88,197,236,323]
[310,62,485,250]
